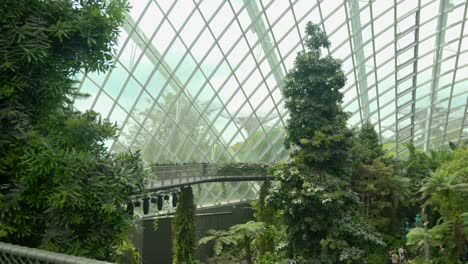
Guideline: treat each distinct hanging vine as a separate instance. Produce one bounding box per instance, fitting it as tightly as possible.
[171,186,196,264]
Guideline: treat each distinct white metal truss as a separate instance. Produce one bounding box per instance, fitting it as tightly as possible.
[243,0,285,86]
[76,0,468,167]
[423,0,452,151]
[348,0,369,123]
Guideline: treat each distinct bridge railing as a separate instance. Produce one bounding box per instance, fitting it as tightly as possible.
[132,163,272,216]
[148,163,271,190]
[150,163,218,187]
[0,241,113,264]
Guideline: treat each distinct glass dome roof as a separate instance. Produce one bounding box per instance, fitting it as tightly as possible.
[75,0,468,163]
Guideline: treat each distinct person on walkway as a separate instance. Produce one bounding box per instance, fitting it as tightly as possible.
[386,251,393,264]
[398,246,407,264]
[391,250,399,264]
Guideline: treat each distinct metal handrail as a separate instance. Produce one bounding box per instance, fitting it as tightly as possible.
[0,241,113,264]
[147,175,274,192]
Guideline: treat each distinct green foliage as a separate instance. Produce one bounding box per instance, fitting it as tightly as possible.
[254,181,279,259]
[395,144,436,235]
[350,121,384,166]
[205,253,237,264]
[417,146,468,259]
[350,123,412,239]
[427,148,453,172]
[217,162,270,176]
[0,1,148,262]
[199,221,265,264]
[269,22,384,263]
[252,181,289,263]
[269,160,384,263]
[172,186,196,264]
[406,223,448,250]
[353,159,410,230]
[0,111,147,261]
[0,0,128,150]
[199,230,237,256]
[228,221,265,240]
[282,22,352,176]
[147,162,270,176]
[401,144,433,193]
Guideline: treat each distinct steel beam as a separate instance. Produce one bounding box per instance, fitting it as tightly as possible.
[458,97,468,144]
[424,0,452,151]
[243,0,285,86]
[349,0,370,121]
[442,2,468,145]
[122,15,186,102]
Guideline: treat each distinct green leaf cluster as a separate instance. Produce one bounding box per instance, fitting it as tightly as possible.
[269,160,384,263]
[269,22,384,263]
[283,23,352,176]
[414,146,468,259]
[199,221,265,264]
[0,0,129,147]
[0,1,149,262]
[172,186,196,264]
[199,229,237,256]
[217,162,271,176]
[350,121,384,166]
[0,110,147,261]
[253,181,279,259]
[350,122,412,240]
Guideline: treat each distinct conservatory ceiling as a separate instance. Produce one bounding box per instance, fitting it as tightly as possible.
[76,0,468,163]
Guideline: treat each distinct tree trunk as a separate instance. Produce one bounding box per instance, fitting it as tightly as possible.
[454,219,464,259]
[244,235,252,264]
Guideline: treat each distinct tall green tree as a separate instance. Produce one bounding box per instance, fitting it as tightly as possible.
[269,22,383,263]
[401,144,433,193]
[0,1,147,262]
[172,186,196,264]
[350,122,411,239]
[353,160,410,233]
[282,22,352,177]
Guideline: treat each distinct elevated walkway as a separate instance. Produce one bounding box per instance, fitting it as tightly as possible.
[147,163,273,192]
[131,163,273,216]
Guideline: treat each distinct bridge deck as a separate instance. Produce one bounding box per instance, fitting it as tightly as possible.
[147,163,273,191]
[148,175,273,191]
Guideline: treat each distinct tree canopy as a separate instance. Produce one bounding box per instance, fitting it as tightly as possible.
[283,23,351,176]
[0,1,147,262]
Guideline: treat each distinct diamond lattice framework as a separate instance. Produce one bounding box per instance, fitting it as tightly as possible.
[76,0,468,163]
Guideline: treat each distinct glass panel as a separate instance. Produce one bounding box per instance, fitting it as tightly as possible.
[75,0,468,162]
